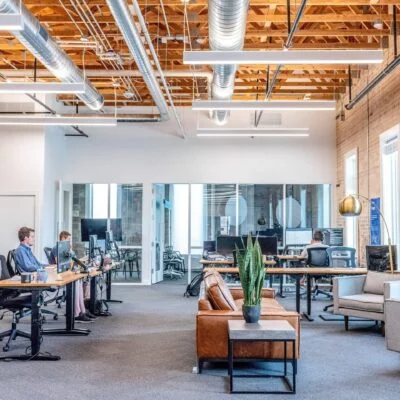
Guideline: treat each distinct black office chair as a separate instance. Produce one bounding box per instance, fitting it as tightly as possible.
[8,249,58,321]
[307,247,332,300]
[0,255,32,352]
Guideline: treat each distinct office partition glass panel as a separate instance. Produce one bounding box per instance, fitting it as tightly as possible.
[238,185,284,241]
[72,183,143,283]
[285,184,331,230]
[203,184,237,239]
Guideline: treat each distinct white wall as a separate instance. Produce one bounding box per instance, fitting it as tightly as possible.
[0,125,45,257]
[61,108,336,184]
[41,127,67,251]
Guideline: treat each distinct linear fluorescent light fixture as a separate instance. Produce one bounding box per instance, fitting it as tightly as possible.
[0,14,24,31]
[193,100,336,111]
[197,132,309,137]
[0,116,117,126]
[184,50,384,65]
[0,82,86,94]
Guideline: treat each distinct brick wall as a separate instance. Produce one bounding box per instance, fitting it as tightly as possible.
[336,41,400,265]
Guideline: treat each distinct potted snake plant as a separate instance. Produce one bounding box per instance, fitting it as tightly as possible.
[235,235,265,323]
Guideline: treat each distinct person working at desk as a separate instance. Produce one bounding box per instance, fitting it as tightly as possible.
[15,227,46,272]
[49,231,96,323]
[300,230,328,259]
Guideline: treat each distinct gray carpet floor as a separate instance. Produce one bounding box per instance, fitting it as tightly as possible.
[0,282,399,400]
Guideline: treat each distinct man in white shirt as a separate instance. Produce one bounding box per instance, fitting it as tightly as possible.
[301,230,329,259]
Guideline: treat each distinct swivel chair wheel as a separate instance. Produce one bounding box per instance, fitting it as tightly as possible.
[53,314,58,321]
[3,345,9,352]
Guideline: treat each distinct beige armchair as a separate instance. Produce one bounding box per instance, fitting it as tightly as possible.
[333,271,400,331]
[385,282,400,352]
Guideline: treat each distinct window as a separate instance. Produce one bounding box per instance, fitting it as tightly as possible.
[344,150,358,248]
[381,128,400,246]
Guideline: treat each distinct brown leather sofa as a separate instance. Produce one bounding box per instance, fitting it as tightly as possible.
[197,270,300,372]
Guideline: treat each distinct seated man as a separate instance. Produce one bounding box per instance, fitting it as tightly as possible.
[301,230,328,259]
[51,231,95,323]
[15,227,46,272]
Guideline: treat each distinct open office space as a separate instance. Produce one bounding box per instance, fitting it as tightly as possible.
[1,0,400,399]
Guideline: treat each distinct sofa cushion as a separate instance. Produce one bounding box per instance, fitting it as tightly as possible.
[364,271,400,295]
[338,293,384,313]
[203,270,238,311]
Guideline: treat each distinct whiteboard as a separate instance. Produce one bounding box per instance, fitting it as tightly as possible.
[0,195,36,257]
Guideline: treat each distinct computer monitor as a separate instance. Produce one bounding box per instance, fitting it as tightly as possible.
[89,234,98,262]
[216,236,244,256]
[105,231,113,252]
[257,228,283,243]
[366,245,397,272]
[56,240,71,274]
[81,218,107,241]
[110,218,122,241]
[315,228,344,246]
[241,236,278,256]
[203,240,216,253]
[258,236,278,256]
[285,228,313,246]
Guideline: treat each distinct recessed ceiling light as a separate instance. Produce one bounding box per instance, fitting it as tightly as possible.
[124,90,135,99]
[80,35,89,42]
[373,20,383,30]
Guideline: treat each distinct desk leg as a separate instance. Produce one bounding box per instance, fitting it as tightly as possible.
[0,289,60,361]
[105,269,122,303]
[43,281,90,336]
[302,276,314,321]
[295,277,301,314]
[89,275,97,315]
[277,276,286,298]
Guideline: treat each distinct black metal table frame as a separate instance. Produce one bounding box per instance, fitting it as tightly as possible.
[0,289,60,361]
[228,337,296,394]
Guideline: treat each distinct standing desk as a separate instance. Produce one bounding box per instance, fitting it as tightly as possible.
[0,269,89,361]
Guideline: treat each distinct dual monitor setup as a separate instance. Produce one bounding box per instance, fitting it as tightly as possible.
[204,227,344,259]
[81,218,122,259]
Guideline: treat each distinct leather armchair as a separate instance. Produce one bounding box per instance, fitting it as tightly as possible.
[196,270,300,373]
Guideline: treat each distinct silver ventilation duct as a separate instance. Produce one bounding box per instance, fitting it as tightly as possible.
[106,0,169,121]
[0,0,104,111]
[209,0,249,125]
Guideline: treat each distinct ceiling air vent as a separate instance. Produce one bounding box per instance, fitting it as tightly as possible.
[250,111,282,127]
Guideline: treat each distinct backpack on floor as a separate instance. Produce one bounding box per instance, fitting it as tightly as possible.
[184,272,204,298]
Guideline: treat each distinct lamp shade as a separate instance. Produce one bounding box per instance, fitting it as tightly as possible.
[338,195,362,216]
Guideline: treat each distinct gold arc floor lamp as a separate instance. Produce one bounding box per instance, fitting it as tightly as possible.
[338,194,395,274]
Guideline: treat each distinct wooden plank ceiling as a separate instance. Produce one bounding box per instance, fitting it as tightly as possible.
[0,0,397,108]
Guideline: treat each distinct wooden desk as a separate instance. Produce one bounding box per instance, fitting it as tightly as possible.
[201,259,276,267]
[204,267,367,320]
[277,255,306,262]
[0,270,89,361]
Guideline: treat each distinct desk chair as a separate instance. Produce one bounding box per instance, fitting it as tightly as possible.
[9,250,58,321]
[0,255,31,352]
[327,247,356,268]
[125,250,141,280]
[307,247,331,300]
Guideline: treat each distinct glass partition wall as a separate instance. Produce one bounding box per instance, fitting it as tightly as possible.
[152,184,331,285]
[72,183,143,283]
